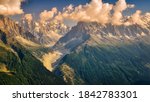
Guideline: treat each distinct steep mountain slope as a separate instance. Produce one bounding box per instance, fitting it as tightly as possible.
[0,15,40,44]
[0,15,61,69]
[20,19,70,45]
[0,15,65,46]
[53,20,150,85]
[54,21,150,52]
[0,18,65,85]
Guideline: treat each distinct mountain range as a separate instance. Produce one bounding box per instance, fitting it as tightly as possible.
[0,15,65,85]
[53,20,150,85]
[0,13,150,85]
[20,18,70,46]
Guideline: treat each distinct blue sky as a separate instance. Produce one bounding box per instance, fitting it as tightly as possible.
[21,0,150,14]
[22,0,90,14]
[11,0,150,21]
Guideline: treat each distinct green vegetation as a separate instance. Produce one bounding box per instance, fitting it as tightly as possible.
[57,42,150,85]
[0,31,65,85]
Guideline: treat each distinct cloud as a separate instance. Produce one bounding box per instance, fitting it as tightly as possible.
[0,0,23,15]
[61,0,113,24]
[24,14,33,23]
[112,0,128,25]
[124,10,143,26]
[57,0,135,25]
[40,7,57,23]
[37,0,148,26]
[54,12,63,21]
[111,0,135,25]
[131,10,142,24]
[63,4,74,12]
[128,4,135,9]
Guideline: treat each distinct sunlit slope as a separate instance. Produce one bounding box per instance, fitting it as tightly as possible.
[0,30,65,85]
[54,21,150,85]
[56,41,150,85]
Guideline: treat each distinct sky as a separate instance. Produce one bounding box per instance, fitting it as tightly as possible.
[22,0,90,14]
[0,0,149,26]
[9,0,149,22]
[21,0,150,15]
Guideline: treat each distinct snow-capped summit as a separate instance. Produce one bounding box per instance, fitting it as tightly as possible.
[54,20,150,53]
[20,18,70,45]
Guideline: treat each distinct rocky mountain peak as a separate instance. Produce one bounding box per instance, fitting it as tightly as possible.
[54,18,150,54]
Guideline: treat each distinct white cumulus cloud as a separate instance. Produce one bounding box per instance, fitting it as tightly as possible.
[40,7,57,23]
[24,14,33,23]
[36,0,149,26]
[0,0,24,15]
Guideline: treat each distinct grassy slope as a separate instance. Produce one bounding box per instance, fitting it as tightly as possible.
[0,40,65,85]
[56,42,150,85]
